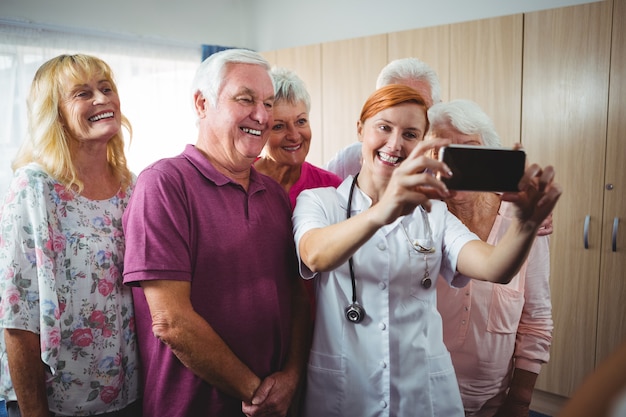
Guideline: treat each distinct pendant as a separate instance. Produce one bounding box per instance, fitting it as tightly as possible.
[413,240,435,254]
[421,271,432,289]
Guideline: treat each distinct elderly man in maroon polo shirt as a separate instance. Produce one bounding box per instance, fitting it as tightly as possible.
[123,48,309,417]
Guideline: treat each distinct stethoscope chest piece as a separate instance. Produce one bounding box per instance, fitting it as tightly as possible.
[345,303,366,323]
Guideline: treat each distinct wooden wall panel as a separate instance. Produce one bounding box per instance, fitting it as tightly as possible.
[320,35,388,163]
[387,25,451,102]
[522,0,612,396]
[596,0,626,365]
[274,45,324,167]
[259,46,325,167]
[450,15,523,147]
[259,50,277,66]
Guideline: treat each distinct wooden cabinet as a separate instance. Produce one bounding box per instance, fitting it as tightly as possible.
[261,45,324,166]
[388,15,523,147]
[521,0,623,398]
[387,25,451,102]
[449,15,523,148]
[597,0,626,367]
[320,36,388,163]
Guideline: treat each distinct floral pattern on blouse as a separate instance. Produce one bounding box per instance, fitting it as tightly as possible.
[0,163,138,415]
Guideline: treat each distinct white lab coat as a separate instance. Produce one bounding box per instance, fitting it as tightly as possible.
[293,177,479,417]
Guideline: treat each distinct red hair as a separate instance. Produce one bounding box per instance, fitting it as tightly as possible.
[359,84,429,133]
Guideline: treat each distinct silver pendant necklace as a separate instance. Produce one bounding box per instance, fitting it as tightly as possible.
[400,207,435,289]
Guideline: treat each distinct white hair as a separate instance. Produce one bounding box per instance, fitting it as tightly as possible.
[427,99,502,147]
[270,67,311,112]
[376,57,442,104]
[191,49,272,108]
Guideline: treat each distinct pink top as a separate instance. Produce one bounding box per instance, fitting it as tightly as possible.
[288,161,342,209]
[436,201,553,413]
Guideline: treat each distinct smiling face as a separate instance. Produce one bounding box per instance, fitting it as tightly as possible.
[198,63,275,170]
[358,102,428,180]
[265,100,311,168]
[58,72,122,145]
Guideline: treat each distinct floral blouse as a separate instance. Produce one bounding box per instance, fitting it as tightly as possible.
[0,163,139,415]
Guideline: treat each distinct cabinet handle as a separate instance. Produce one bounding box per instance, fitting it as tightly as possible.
[613,217,619,252]
[584,215,590,249]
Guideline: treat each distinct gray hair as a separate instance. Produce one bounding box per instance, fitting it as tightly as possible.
[191,49,272,108]
[427,99,502,148]
[270,67,311,112]
[376,57,442,104]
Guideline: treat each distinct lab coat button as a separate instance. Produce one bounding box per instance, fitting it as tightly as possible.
[378,322,386,330]
[379,361,387,368]
[380,400,388,409]
[378,282,387,290]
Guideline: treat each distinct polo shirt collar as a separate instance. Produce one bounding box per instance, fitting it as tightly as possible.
[181,144,267,193]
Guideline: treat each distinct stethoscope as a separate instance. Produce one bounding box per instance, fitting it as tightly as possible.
[344,174,366,323]
[344,173,435,324]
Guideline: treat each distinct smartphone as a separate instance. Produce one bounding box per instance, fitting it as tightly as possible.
[438,145,526,192]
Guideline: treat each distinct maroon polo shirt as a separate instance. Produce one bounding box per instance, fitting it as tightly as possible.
[123,144,297,417]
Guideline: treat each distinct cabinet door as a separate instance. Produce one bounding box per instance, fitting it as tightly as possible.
[321,35,388,163]
[259,46,325,167]
[387,25,450,102]
[275,45,324,167]
[450,15,523,147]
[596,0,626,365]
[522,1,613,396]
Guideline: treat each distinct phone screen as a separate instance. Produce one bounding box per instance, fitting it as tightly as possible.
[438,145,526,192]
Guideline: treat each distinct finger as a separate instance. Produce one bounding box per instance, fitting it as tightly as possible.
[415,137,451,157]
[537,183,563,208]
[398,158,453,185]
[499,193,520,204]
[403,137,451,166]
[251,378,275,405]
[539,165,556,191]
[397,170,450,201]
[241,401,257,416]
[518,163,542,190]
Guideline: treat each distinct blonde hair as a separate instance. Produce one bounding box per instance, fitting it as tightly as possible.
[12,54,133,192]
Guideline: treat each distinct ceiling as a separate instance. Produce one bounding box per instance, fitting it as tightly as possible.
[0,0,602,51]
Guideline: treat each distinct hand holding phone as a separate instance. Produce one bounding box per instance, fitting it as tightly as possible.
[438,145,526,192]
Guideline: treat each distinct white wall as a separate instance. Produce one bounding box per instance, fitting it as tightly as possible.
[1,0,603,51]
[250,0,604,51]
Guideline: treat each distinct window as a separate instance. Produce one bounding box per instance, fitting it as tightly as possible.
[0,23,202,194]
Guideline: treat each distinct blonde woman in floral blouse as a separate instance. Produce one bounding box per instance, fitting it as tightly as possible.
[0,55,140,417]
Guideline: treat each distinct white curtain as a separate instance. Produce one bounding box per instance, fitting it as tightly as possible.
[0,22,202,195]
